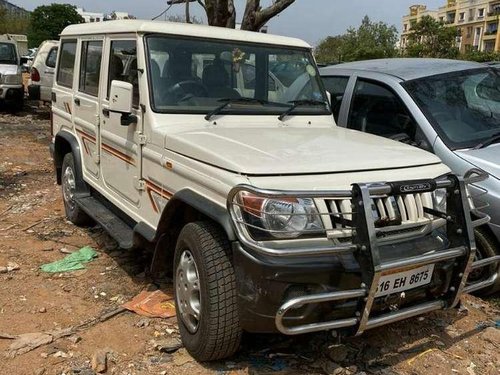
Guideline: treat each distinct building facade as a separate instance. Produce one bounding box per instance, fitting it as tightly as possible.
[401,0,500,52]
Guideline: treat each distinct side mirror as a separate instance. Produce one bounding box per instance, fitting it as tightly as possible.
[109,80,137,126]
[20,57,28,65]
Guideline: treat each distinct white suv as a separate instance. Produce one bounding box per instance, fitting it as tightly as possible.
[28,40,58,102]
[0,39,24,111]
[49,20,493,361]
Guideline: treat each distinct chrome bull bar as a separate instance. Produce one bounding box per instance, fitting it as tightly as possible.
[228,170,496,336]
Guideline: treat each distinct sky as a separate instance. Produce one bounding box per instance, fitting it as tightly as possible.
[13,0,445,45]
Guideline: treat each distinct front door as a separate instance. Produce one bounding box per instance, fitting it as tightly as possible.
[100,38,142,208]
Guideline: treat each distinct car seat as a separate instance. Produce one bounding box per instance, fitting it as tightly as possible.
[202,62,240,99]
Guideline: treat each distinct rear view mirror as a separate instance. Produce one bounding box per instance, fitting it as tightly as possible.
[109,80,137,126]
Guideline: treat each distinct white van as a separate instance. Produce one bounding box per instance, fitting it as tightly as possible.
[0,38,24,111]
[50,20,493,361]
[28,40,58,102]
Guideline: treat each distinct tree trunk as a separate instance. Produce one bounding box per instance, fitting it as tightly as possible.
[241,0,295,31]
[205,0,236,28]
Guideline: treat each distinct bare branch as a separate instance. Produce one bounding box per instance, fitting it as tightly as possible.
[255,0,295,30]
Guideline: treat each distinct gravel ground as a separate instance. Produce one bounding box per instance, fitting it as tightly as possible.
[0,104,499,375]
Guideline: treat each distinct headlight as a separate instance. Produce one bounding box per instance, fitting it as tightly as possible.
[433,188,447,212]
[237,192,324,240]
[0,74,22,85]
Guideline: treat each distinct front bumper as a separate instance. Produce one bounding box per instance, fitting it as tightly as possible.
[229,172,499,336]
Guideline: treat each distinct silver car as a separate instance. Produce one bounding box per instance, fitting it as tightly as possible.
[320,58,500,293]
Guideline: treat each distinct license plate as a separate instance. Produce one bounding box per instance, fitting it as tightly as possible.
[375,264,435,298]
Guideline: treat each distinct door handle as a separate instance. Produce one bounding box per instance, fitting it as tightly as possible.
[102,108,110,117]
[74,98,80,106]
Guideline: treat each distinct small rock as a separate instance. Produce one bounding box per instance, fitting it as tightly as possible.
[53,350,70,358]
[320,359,345,375]
[59,248,73,254]
[135,318,150,328]
[0,267,7,274]
[435,340,446,347]
[91,349,108,373]
[67,335,81,344]
[326,344,349,362]
[38,307,47,313]
[153,337,183,353]
[34,369,45,375]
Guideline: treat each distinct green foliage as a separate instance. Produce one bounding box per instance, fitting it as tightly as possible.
[27,4,84,48]
[461,49,500,62]
[405,15,459,59]
[315,16,398,64]
[0,8,30,34]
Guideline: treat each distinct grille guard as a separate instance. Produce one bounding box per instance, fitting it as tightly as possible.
[227,170,496,336]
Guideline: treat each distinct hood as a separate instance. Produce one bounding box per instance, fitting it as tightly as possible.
[165,126,441,175]
[0,64,18,75]
[456,143,500,180]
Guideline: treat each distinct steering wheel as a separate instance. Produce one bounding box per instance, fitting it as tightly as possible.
[163,80,208,104]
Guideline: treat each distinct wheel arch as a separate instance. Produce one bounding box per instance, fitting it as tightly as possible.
[53,131,86,192]
[149,189,236,276]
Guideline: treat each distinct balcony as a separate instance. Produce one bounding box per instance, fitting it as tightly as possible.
[483,30,498,40]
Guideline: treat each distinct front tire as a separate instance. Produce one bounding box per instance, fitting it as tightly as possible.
[61,153,91,226]
[469,227,500,295]
[174,221,242,361]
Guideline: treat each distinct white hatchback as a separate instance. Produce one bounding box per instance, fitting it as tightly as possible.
[28,40,58,102]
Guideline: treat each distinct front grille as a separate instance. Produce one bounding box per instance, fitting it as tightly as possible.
[325,192,435,241]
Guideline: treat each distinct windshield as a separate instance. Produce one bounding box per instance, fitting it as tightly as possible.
[403,68,500,150]
[146,35,330,116]
[0,43,17,65]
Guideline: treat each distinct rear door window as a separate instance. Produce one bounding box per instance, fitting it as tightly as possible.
[56,40,77,88]
[79,41,103,97]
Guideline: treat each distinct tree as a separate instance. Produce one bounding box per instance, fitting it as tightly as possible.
[0,8,30,35]
[167,0,295,31]
[315,16,398,64]
[405,15,459,59]
[27,4,84,48]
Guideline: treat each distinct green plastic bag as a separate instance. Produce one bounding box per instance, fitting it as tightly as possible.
[40,246,97,273]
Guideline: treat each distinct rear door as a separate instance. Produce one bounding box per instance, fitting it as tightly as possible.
[73,39,104,181]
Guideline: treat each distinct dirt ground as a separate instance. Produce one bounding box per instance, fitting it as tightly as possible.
[0,105,500,375]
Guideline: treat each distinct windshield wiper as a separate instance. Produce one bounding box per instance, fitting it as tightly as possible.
[205,98,267,121]
[278,99,327,121]
[473,132,500,150]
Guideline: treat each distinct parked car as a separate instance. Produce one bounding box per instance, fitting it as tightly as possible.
[28,41,58,102]
[320,59,500,292]
[50,22,491,361]
[0,39,24,111]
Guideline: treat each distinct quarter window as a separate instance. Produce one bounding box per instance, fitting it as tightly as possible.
[108,40,139,106]
[79,41,103,96]
[45,47,58,69]
[56,40,77,88]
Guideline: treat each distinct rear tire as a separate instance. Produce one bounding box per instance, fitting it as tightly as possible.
[61,153,91,226]
[174,221,242,361]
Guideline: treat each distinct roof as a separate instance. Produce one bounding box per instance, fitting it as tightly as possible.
[320,58,484,81]
[60,20,311,49]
